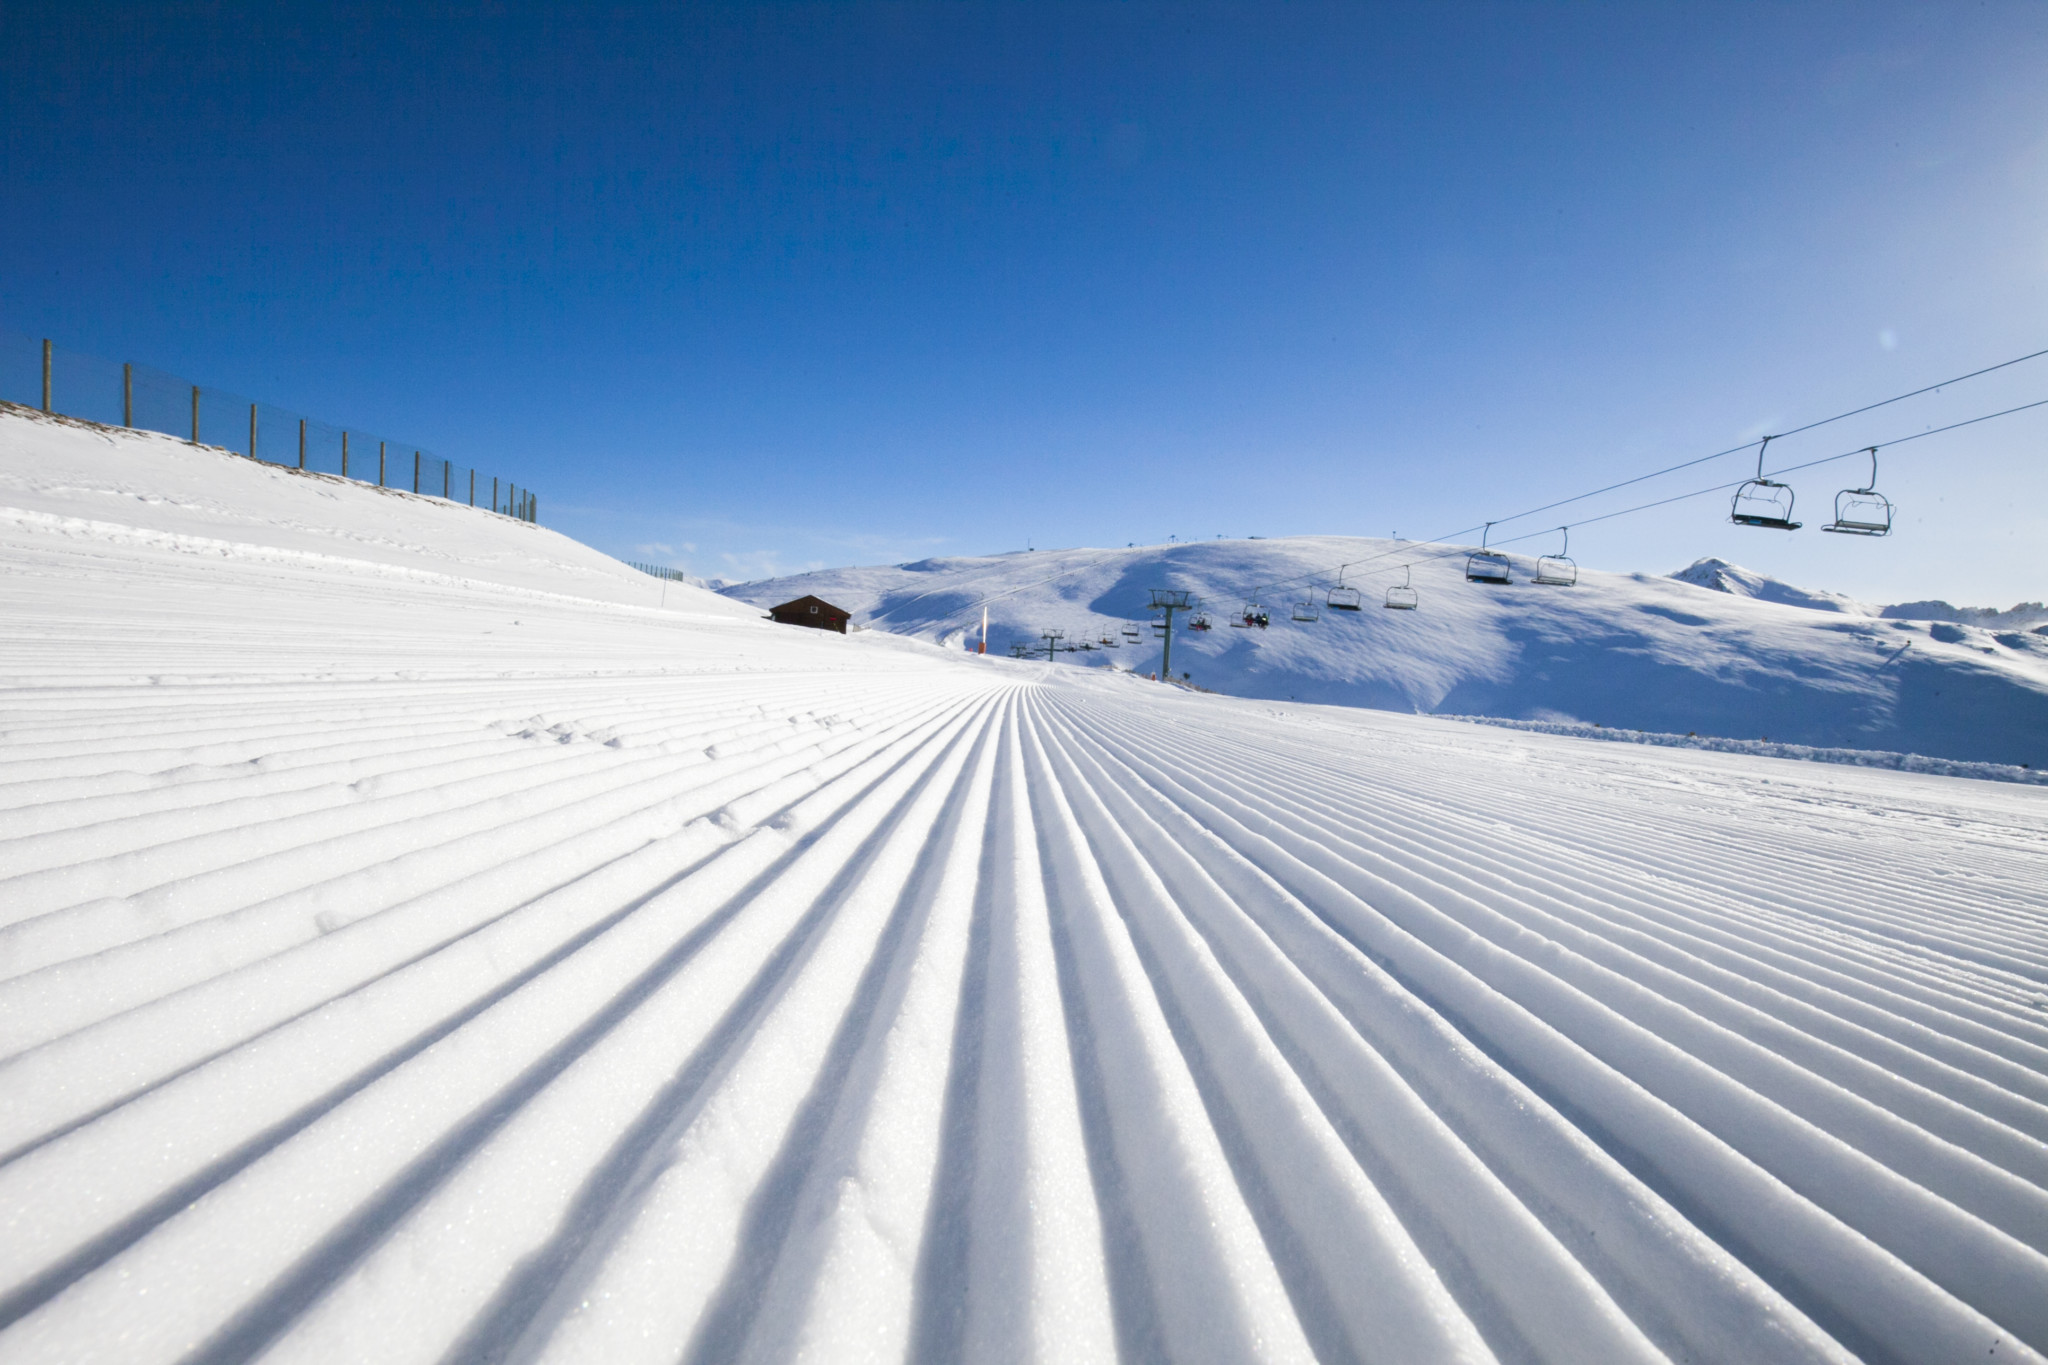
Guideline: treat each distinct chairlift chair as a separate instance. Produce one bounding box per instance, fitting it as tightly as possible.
[1384,564,1418,610]
[1122,624,1141,640]
[1534,527,1578,586]
[1188,608,1212,631]
[1292,598,1319,623]
[1465,522,1512,584]
[1821,447,1893,537]
[1325,569,1363,611]
[1731,435,1802,530]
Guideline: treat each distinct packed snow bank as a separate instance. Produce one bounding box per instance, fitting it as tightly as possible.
[5,397,2048,1365]
[726,538,2048,767]
[0,404,750,617]
[1445,713,2048,784]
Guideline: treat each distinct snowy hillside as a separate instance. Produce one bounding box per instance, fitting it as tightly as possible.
[0,404,753,616]
[727,539,2048,767]
[4,409,2048,1364]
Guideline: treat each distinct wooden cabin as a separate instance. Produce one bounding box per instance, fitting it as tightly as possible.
[768,595,851,634]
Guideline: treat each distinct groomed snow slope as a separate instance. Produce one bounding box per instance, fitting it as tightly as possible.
[726,541,2048,767]
[0,404,755,616]
[4,415,2048,1364]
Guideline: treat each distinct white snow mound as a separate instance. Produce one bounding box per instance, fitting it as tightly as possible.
[0,404,753,616]
[729,540,2048,766]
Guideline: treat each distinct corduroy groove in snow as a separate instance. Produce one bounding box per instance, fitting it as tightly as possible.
[1,414,2046,1365]
[3,665,2046,1364]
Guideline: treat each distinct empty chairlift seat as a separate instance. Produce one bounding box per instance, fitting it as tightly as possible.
[1466,523,1513,584]
[1384,564,1419,610]
[1822,447,1893,537]
[1731,435,1802,531]
[1534,527,1578,586]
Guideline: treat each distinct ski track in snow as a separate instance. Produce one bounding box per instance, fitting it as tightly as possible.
[3,416,2048,1363]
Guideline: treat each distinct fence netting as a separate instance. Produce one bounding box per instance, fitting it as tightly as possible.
[0,325,538,523]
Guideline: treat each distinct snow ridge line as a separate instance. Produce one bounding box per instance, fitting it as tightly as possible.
[0,505,684,616]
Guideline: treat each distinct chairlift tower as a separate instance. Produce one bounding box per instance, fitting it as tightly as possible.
[1147,589,1192,682]
[1039,628,1066,662]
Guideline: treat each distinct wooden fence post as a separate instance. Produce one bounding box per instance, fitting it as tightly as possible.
[123,364,132,427]
[299,419,306,469]
[249,403,257,460]
[493,476,499,512]
[41,340,51,413]
[469,468,475,505]
[413,451,420,494]
[341,431,349,479]
[190,386,199,444]
[379,441,386,487]
[443,461,449,499]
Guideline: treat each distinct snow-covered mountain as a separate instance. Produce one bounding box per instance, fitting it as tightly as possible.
[1667,556,1871,613]
[7,405,2048,1364]
[1675,556,2048,629]
[726,539,2048,766]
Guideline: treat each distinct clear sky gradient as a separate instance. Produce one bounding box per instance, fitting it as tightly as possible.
[5,1,2046,605]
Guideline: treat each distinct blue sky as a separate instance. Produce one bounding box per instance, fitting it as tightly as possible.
[5,1,2046,605]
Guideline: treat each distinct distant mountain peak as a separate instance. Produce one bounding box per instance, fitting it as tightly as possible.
[1671,558,2048,629]
[1668,558,1868,615]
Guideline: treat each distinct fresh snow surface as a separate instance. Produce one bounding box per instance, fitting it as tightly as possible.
[727,541,2048,767]
[4,410,2048,1364]
[0,404,755,617]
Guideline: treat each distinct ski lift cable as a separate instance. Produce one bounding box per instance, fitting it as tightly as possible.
[931,354,2048,631]
[1485,392,2048,546]
[1227,387,2048,603]
[1472,342,2048,535]
[1232,345,2048,599]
